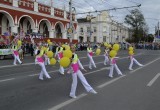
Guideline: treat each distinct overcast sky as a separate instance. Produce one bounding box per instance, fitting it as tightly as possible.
[37,0,160,34]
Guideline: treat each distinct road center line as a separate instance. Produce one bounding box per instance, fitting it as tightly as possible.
[48,93,87,110]
[0,78,15,83]
[147,73,160,87]
[130,57,160,74]
[97,75,126,88]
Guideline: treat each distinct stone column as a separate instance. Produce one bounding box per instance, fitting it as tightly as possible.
[11,25,18,34]
[49,30,54,38]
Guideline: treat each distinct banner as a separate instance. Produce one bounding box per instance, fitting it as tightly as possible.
[0,49,12,55]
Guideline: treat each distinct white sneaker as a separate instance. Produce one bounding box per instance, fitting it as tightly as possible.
[59,70,64,75]
[39,77,44,80]
[13,64,17,65]
[69,95,77,98]
[89,89,97,94]
[89,67,92,70]
[104,63,107,66]
[108,75,113,78]
[129,68,133,71]
[140,65,144,67]
[47,76,51,79]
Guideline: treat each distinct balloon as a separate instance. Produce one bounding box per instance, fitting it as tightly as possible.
[96,49,101,55]
[50,58,56,65]
[47,39,50,43]
[129,50,134,55]
[104,42,108,47]
[59,57,71,68]
[63,50,72,58]
[113,44,120,51]
[129,47,134,51]
[17,40,22,46]
[47,51,54,58]
[109,50,117,58]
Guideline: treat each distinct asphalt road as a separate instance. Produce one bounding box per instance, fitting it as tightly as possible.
[0,49,160,110]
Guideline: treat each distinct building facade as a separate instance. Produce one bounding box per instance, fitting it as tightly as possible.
[0,0,77,39]
[77,11,129,43]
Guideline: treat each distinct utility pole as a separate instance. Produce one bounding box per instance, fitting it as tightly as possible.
[158,21,159,38]
[69,0,73,43]
[50,0,53,7]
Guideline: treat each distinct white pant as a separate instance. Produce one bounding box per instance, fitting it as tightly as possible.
[57,55,64,74]
[109,64,122,77]
[45,58,50,65]
[13,54,22,65]
[70,70,93,96]
[38,62,51,79]
[129,58,142,69]
[87,54,96,69]
[104,55,109,65]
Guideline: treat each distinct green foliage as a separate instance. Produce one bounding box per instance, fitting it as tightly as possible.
[124,9,148,43]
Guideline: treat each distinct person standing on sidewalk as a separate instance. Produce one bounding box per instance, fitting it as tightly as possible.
[68,45,97,98]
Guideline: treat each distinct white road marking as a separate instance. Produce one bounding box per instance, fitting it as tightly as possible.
[28,74,38,77]
[98,75,126,88]
[84,67,110,75]
[130,57,160,74]
[0,53,142,69]
[147,73,160,87]
[0,78,15,83]
[48,93,87,110]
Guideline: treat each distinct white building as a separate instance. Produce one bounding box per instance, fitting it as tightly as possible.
[77,11,129,43]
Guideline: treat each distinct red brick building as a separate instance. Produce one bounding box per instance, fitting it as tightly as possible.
[0,0,78,43]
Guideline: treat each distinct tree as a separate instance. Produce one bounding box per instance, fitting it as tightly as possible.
[124,9,148,42]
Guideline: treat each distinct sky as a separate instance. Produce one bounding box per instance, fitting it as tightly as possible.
[37,0,160,34]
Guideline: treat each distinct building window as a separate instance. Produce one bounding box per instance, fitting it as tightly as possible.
[93,27,96,32]
[87,27,90,33]
[103,36,106,42]
[94,36,96,42]
[87,36,90,42]
[103,26,107,32]
[80,28,83,32]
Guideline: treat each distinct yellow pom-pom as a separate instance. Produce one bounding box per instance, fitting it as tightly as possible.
[17,40,22,46]
[104,42,108,47]
[96,49,101,55]
[113,44,120,51]
[59,57,71,68]
[47,51,54,58]
[65,45,70,50]
[63,50,72,58]
[47,39,50,43]
[107,44,112,48]
[48,42,53,45]
[50,58,56,65]
[109,50,117,58]
[129,47,134,51]
[129,50,134,55]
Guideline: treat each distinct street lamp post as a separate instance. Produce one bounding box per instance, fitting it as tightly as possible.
[87,14,94,43]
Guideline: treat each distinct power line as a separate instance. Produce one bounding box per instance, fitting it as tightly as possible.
[76,4,141,15]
